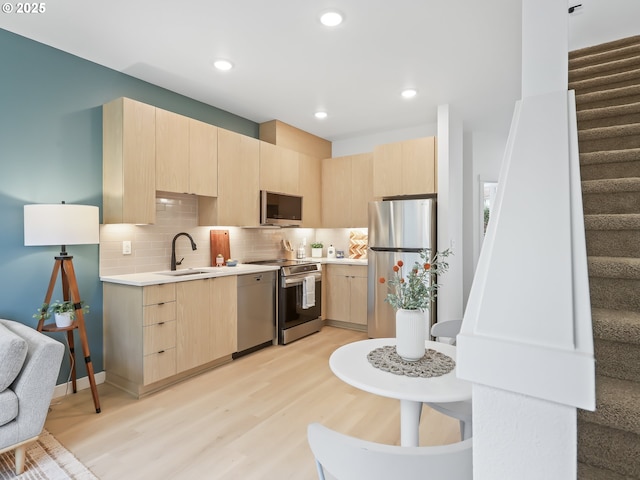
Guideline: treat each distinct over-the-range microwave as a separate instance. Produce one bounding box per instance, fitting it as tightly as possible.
[260,190,303,227]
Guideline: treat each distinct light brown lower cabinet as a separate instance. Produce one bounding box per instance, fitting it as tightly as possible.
[104,277,237,398]
[176,276,237,372]
[325,265,368,327]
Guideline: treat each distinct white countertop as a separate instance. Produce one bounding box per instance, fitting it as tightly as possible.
[310,257,368,266]
[100,258,368,287]
[100,264,280,287]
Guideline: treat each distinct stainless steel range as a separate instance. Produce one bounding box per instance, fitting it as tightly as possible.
[247,259,322,344]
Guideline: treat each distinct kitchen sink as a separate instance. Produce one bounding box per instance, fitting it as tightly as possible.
[155,269,209,277]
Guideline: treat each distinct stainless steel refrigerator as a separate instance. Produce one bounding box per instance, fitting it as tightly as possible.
[367,197,437,338]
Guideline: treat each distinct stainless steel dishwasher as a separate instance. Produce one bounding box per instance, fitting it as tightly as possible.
[234,270,276,358]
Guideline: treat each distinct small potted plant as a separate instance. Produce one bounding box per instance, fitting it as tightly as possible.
[311,242,323,258]
[34,300,90,328]
[379,248,451,361]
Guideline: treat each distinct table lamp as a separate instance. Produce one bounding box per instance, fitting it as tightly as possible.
[24,201,102,413]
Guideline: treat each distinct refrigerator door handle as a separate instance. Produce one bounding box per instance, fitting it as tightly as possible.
[369,247,424,253]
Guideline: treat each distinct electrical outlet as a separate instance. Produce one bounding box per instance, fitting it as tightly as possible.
[122,240,132,255]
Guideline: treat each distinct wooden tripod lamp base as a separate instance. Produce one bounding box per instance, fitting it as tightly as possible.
[36,255,101,413]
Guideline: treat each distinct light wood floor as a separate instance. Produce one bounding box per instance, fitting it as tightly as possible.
[45,326,460,479]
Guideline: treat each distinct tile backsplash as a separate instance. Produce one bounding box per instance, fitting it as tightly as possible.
[99,192,366,276]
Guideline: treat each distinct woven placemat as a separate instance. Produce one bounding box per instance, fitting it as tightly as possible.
[367,345,455,378]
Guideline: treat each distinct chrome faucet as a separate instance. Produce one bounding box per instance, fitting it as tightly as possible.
[171,232,197,270]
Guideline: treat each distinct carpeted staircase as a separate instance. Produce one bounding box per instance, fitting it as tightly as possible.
[570,35,640,479]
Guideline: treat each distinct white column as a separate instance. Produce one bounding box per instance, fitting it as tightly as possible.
[437,104,464,323]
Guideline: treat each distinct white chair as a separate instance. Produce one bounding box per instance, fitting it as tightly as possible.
[307,422,472,480]
[424,319,472,440]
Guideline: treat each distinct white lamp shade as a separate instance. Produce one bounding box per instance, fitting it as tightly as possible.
[24,204,100,246]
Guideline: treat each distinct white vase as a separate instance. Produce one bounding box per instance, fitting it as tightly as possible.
[395,308,426,361]
[54,312,73,328]
[311,248,323,258]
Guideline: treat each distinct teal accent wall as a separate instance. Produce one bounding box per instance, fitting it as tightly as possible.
[0,29,259,383]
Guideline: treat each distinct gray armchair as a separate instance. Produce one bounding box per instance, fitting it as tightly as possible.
[0,319,64,474]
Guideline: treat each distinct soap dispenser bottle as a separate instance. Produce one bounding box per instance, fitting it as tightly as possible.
[327,244,336,259]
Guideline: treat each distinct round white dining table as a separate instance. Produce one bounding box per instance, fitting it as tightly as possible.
[329,338,471,447]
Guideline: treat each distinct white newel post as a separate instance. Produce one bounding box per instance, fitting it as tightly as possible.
[456,1,596,478]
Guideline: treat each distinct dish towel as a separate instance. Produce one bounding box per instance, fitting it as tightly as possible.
[302,275,316,309]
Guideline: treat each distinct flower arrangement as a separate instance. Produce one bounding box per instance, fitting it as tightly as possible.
[379,248,451,311]
[33,300,90,321]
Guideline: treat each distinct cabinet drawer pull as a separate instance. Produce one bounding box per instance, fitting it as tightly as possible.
[158,322,165,325]
[158,350,165,354]
[158,302,165,306]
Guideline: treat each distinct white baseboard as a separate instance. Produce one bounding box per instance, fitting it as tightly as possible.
[52,371,106,399]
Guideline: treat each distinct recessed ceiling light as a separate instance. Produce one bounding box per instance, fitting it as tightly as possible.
[315,111,328,119]
[213,59,233,71]
[401,89,418,99]
[320,11,343,27]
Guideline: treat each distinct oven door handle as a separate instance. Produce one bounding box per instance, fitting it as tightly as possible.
[283,273,322,287]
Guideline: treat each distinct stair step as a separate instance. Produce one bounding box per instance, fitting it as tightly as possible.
[578,462,631,480]
[577,421,640,478]
[582,178,640,214]
[580,123,640,141]
[592,311,640,384]
[570,35,640,65]
[581,147,640,167]
[579,376,640,435]
[588,258,640,312]
[588,256,640,280]
[592,307,640,345]
[570,54,640,82]
[595,337,640,383]
[585,214,640,257]
[580,148,640,181]
[579,102,640,121]
[581,159,640,181]
[590,276,640,312]
[576,84,640,111]
[579,123,640,153]
[569,66,640,95]
[577,102,640,130]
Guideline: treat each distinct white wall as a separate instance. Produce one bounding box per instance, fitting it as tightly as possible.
[331,123,437,157]
[469,132,508,273]
[568,0,640,50]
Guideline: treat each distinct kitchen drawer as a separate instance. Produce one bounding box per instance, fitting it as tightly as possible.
[329,264,367,278]
[143,348,177,385]
[143,283,176,306]
[143,320,176,355]
[143,301,176,326]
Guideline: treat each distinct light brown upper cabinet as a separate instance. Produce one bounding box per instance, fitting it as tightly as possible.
[156,108,190,193]
[299,153,322,228]
[156,109,218,196]
[322,152,373,228]
[199,128,260,227]
[373,136,437,197]
[259,119,332,160]
[189,118,218,197]
[103,97,157,224]
[259,142,299,195]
